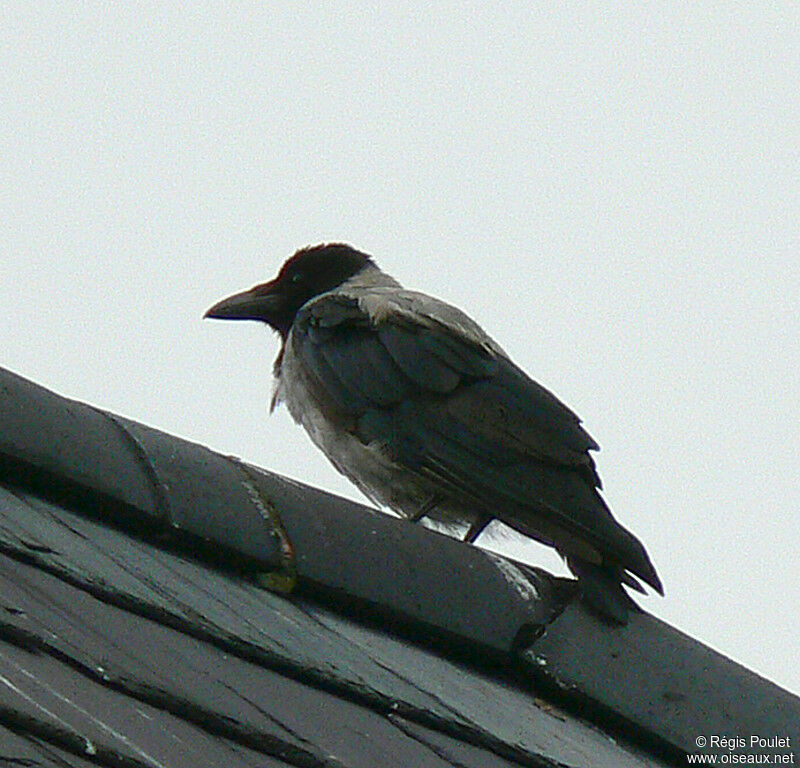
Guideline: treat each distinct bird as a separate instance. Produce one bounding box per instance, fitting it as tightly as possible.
[205,243,663,623]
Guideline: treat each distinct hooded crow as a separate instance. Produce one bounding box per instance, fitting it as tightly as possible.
[206,243,663,623]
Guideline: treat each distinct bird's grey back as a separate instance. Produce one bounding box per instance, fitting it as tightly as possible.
[336,263,509,360]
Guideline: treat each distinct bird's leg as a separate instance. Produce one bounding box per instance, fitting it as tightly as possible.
[463,513,492,543]
[410,494,441,523]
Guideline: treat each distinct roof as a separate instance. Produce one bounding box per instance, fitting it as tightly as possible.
[1,365,798,767]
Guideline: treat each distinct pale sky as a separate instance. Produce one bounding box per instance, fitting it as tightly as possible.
[2,4,798,695]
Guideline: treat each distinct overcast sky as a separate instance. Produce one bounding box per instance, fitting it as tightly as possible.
[2,5,798,695]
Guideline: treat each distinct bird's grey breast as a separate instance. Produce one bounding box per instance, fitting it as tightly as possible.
[273,317,412,509]
[271,280,501,520]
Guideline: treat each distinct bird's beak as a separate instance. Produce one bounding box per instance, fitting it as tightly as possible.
[204,282,283,322]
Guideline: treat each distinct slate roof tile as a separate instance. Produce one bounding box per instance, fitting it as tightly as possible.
[1,366,798,767]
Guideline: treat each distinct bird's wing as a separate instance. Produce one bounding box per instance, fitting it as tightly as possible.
[296,289,597,463]
[292,290,658,588]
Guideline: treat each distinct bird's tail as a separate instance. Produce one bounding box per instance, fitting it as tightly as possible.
[566,557,641,625]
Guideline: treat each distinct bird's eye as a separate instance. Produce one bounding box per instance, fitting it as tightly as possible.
[290,272,304,284]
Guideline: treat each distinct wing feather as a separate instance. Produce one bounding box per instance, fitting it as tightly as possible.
[292,291,659,588]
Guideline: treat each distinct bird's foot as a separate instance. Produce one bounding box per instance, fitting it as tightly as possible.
[409,494,441,523]
[463,513,492,543]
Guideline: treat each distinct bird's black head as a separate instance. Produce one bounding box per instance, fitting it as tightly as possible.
[205,243,373,337]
